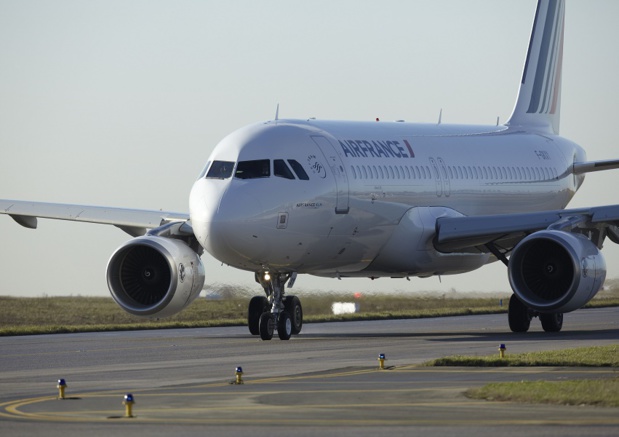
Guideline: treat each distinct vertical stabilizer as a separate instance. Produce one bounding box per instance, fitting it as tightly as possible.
[506,0,564,134]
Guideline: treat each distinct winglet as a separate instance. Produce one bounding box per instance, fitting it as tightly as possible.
[506,0,565,134]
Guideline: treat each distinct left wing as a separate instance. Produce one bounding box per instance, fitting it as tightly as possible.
[0,199,189,237]
[435,204,619,255]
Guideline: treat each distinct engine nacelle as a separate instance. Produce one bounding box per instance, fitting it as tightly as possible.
[107,236,205,318]
[508,230,606,313]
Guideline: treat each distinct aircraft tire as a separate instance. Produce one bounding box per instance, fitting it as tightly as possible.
[508,295,531,333]
[284,295,303,335]
[248,296,269,335]
[540,312,563,332]
[259,312,275,341]
[277,311,292,340]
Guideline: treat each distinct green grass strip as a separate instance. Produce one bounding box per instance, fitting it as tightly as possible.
[1,294,618,336]
[425,344,619,367]
[432,345,619,408]
[466,378,619,407]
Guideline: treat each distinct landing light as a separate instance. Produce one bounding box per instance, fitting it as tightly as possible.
[264,272,271,281]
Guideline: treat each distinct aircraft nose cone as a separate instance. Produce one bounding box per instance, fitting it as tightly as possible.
[190,179,268,267]
[189,178,225,245]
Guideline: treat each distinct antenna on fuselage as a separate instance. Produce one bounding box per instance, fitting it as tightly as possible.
[437,108,442,125]
[275,103,279,121]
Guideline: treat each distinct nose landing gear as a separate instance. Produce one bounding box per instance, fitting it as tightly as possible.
[248,272,303,340]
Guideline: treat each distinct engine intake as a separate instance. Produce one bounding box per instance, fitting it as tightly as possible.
[508,230,605,313]
[107,236,205,318]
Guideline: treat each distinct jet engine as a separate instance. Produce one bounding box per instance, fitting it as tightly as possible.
[107,236,205,318]
[508,230,606,313]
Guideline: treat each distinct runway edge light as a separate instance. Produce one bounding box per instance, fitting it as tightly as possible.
[123,394,135,418]
[56,379,67,400]
[378,353,386,370]
[232,366,244,385]
[499,344,507,359]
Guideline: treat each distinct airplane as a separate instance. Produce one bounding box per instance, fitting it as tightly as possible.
[2,0,619,340]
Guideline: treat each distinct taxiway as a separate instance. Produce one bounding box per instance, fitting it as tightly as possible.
[1,307,618,436]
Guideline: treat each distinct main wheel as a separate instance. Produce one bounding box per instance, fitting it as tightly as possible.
[284,295,303,335]
[508,295,531,333]
[277,311,292,340]
[259,312,275,341]
[248,296,269,335]
[540,312,563,332]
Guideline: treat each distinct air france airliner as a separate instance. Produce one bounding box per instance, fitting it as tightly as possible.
[3,0,619,340]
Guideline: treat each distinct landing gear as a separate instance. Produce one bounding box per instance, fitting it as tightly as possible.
[248,272,303,341]
[508,294,564,333]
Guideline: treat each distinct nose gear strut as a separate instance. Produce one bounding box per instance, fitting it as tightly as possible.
[248,272,303,340]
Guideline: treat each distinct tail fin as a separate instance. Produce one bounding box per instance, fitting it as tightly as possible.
[506,0,565,134]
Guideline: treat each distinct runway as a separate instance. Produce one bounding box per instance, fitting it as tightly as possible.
[1,307,618,436]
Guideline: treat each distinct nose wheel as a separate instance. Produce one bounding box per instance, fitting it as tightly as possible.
[248,272,303,340]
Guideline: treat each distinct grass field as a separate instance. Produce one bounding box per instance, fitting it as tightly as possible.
[468,378,619,408]
[1,282,619,336]
[425,344,619,367]
[455,345,619,407]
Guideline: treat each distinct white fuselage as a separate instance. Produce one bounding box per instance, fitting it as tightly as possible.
[189,119,585,278]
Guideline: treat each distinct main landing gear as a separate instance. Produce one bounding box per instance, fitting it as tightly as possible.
[508,294,563,333]
[247,272,303,341]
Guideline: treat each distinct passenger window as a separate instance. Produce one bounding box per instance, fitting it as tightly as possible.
[274,159,295,180]
[288,160,309,180]
[206,160,235,179]
[235,159,270,179]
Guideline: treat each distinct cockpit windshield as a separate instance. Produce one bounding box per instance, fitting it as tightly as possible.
[203,158,310,181]
[235,159,270,179]
[206,161,235,179]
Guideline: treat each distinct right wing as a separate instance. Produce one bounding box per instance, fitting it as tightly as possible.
[434,204,619,254]
[0,199,189,237]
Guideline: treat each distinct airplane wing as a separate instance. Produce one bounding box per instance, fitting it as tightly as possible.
[434,204,619,254]
[573,159,619,175]
[0,199,189,237]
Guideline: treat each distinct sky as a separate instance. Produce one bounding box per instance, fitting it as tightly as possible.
[1,0,619,298]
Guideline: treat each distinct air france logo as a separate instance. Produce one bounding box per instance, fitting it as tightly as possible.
[339,139,415,159]
[179,263,186,283]
[307,155,326,178]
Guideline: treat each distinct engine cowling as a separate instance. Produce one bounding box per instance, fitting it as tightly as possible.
[508,230,606,313]
[107,236,205,318]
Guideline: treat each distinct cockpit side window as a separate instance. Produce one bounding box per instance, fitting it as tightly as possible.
[206,160,234,179]
[235,159,270,179]
[197,161,211,179]
[274,159,295,179]
[288,160,310,180]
